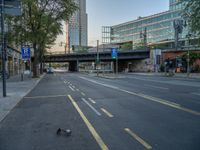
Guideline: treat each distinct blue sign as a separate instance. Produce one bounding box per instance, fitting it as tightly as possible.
[4,0,22,16]
[21,47,31,60]
[111,48,118,59]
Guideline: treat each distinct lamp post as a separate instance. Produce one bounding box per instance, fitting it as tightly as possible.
[1,0,6,97]
[1,0,22,97]
[60,42,68,54]
[96,40,99,76]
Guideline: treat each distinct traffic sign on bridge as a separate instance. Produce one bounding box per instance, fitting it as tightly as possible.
[111,48,118,59]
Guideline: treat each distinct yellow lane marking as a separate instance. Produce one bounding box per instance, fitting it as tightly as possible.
[88,98,96,104]
[81,92,86,96]
[68,95,109,150]
[101,108,114,118]
[24,95,66,99]
[79,77,200,116]
[124,128,152,150]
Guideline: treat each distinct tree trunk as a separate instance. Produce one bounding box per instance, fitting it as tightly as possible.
[40,62,43,74]
[32,43,39,78]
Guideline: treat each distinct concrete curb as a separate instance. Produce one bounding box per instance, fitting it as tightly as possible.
[0,74,45,123]
[97,75,125,79]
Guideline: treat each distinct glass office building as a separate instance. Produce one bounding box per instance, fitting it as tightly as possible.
[103,0,188,49]
[66,0,88,50]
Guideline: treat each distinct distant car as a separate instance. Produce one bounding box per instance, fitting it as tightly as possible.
[0,71,9,79]
[47,68,54,74]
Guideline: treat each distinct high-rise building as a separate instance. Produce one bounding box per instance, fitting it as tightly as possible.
[66,0,88,52]
[102,0,189,50]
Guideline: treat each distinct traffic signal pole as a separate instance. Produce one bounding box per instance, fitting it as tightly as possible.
[1,0,6,97]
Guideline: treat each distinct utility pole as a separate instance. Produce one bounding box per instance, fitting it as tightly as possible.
[187,50,190,77]
[173,19,184,51]
[186,33,191,77]
[144,27,147,51]
[116,52,118,75]
[96,40,99,76]
[140,27,147,50]
[1,0,6,97]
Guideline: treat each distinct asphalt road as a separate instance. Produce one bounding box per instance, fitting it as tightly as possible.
[0,73,199,150]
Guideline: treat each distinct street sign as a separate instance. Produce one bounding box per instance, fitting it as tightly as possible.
[2,0,20,7]
[111,48,118,59]
[21,46,31,60]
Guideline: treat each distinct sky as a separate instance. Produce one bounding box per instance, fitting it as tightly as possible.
[51,0,169,52]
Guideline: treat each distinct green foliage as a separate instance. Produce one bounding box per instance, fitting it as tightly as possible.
[181,52,200,63]
[182,0,200,41]
[5,0,77,76]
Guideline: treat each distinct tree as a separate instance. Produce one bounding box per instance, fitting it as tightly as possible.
[182,0,200,43]
[6,0,77,77]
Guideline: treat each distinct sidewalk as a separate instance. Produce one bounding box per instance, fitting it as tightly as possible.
[0,74,44,122]
[127,72,200,79]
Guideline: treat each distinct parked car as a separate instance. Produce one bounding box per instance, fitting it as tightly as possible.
[47,67,54,74]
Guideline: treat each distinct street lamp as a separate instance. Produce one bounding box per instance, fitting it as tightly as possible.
[1,0,6,97]
[1,0,22,97]
[96,40,100,76]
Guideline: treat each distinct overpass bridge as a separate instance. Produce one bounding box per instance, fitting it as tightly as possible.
[44,50,150,72]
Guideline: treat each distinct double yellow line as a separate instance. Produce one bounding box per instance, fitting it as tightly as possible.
[68,95,109,150]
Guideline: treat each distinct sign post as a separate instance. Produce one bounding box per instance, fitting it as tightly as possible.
[21,46,31,60]
[1,0,21,97]
[21,46,31,79]
[111,48,118,75]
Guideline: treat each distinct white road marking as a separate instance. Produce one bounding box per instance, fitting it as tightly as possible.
[129,76,200,88]
[69,86,75,91]
[88,98,96,104]
[68,95,108,150]
[192,93,200,96]
[81,92,86,96]
[81,98,101,116]
[101,108,114,118]
[76,89,80,91]
[79,76,200,116]
[144,84,169,90]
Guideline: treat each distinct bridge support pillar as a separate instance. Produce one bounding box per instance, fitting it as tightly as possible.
[69,60,79,72]
[77,60,79,72]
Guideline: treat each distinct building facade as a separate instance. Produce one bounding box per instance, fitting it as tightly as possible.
[102,0,189,49]
[66,0,88,52]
